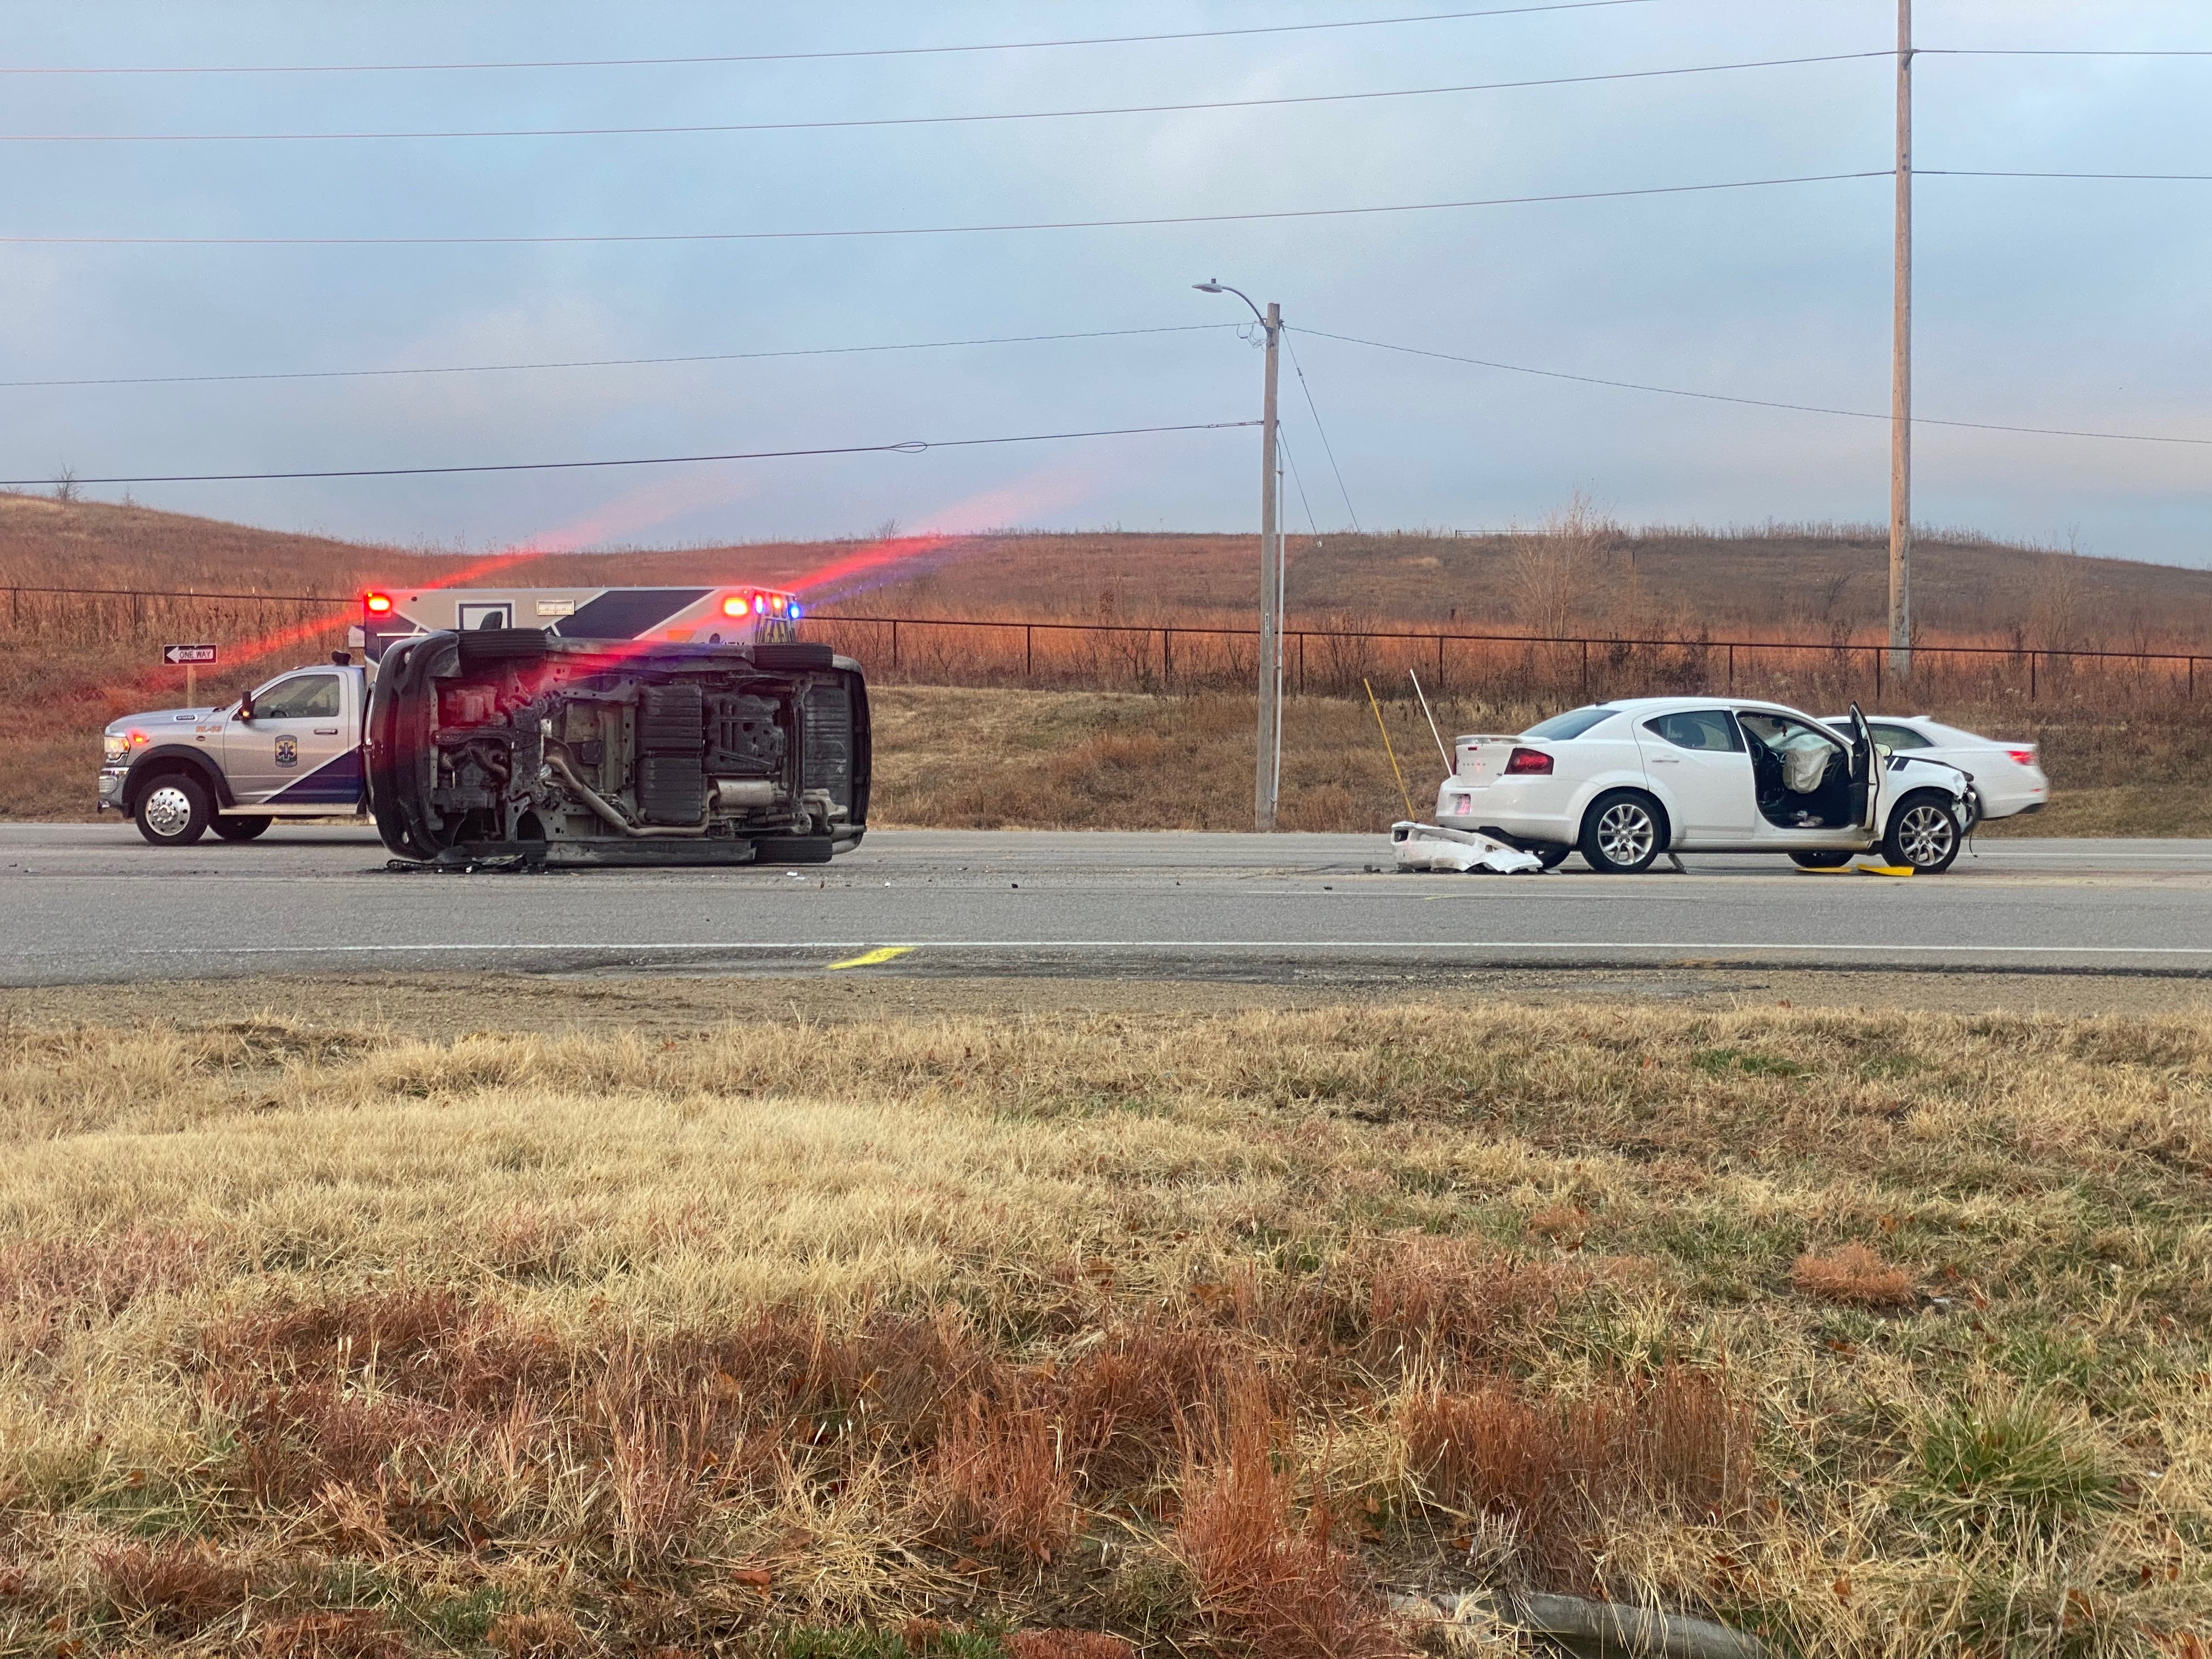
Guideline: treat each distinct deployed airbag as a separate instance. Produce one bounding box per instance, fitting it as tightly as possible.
[1783,746,1831,793]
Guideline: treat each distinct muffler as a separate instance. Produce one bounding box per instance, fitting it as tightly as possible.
[712,778,777,809]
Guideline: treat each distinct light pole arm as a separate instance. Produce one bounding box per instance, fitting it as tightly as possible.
[1194,280,1275,337]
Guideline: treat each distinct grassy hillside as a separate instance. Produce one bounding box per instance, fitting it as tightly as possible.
[7,492,2211,647]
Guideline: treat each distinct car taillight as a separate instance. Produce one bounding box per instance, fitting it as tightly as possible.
[1505,747,1554,776]
[2007,747,2038,766]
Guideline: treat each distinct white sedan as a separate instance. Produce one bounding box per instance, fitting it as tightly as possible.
[1820,714,2049,832]
[1434,696,1972,874]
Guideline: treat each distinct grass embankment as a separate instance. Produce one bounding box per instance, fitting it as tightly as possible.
[3,1001,2208,1656]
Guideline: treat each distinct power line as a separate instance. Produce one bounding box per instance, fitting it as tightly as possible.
[0,172,1888,246]
[0,419,1258,488]
[1293,324,2212,446]
[1921,168,2212,182]
[0,53,1887,143]
[0,322,1240,391]
[0,3,1656,76]
[1285,337,1361,532]
[1276,432,1327,546]
[1922,47,2212,58]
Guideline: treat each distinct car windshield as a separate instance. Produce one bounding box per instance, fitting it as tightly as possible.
[1739,712,1842,755]
[1523,706,1618,741]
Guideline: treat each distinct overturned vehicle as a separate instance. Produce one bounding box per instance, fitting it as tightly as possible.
[365,629,868,866]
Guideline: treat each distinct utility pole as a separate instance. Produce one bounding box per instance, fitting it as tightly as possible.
[1194,279,1284,830]
[1889,0,1914,683]
[1257,301,1282,830]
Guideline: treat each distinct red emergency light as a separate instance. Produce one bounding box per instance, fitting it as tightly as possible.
[364,592,393,614]
[721,592,751,617]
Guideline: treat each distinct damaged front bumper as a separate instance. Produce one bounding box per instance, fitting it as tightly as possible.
[1391,821,1547,874]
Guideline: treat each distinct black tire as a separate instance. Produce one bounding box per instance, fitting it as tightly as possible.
[133,771,212,846]
[754,641,836,672]
[753,834,835,865]
[1579,790,1666,875]
[1884,791,1962,873]
[455,627,549,669]
[1535,844,1571,870]
[1790,850,1854,870]
[211,815,272,842]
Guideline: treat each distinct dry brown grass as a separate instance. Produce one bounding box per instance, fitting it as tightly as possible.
[1793,1243,1920,1309]
[1172,1387,1402,1659]
[1,1000,2209,1655]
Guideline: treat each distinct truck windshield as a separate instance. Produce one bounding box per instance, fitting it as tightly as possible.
[254,673,342,721]
[1523,706,1618,741]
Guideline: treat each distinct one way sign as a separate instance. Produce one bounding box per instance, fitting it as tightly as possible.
[162,643,218,665]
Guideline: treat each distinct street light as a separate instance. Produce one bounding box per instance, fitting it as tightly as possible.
[1195,279,1283,831]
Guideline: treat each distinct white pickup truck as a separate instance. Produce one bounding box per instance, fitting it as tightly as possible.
[99,654,370,843]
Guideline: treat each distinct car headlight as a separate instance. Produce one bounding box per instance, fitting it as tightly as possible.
[103,733,130,764]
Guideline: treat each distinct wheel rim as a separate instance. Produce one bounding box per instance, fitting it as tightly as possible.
[1897,803,1955,866]
[1596,802,1656,866]
[143,785,194,838]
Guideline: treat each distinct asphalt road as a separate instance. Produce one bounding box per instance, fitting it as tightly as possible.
[5,823,2211,986]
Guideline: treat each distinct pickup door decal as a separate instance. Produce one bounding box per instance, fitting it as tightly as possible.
[263,747,364,805]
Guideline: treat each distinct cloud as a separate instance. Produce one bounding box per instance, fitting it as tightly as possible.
[1,0,2207,564]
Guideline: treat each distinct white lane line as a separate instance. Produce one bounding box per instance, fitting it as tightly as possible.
[118,939,2212,957]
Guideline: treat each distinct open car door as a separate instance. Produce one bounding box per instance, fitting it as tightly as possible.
[1846,702,1880,831]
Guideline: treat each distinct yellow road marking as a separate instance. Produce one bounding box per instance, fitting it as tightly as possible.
[826,946,916,970]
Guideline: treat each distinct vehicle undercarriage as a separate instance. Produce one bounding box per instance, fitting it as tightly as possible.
[365,630,868,866]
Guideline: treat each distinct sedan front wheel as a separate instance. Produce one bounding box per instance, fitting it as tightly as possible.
[1883,792,1962,873]
[1580,789,1665,875]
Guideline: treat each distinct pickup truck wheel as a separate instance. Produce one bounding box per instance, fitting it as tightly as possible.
[211,815,272,842]
[1579,790,1665,874]
[1884,791,1962,873]
[134,774,211,845]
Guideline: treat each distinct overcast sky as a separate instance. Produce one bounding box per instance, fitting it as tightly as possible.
[2,1,2207,568]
